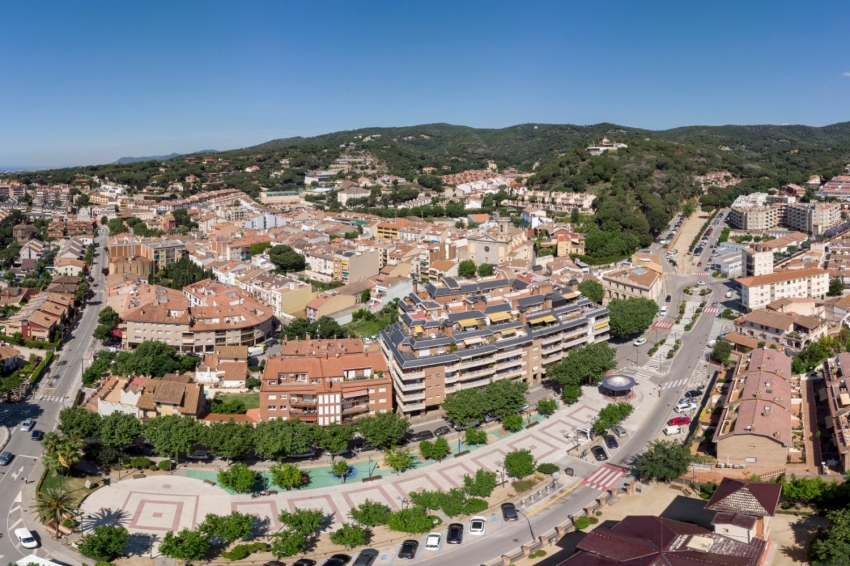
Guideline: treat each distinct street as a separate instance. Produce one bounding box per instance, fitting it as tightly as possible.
[0,227,108,563]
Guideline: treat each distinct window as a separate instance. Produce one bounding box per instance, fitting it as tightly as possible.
[280,394,287,399]
[746,457,757,463]
[268,395,276,400]
[268,406,276,411]
[379,387,386,393]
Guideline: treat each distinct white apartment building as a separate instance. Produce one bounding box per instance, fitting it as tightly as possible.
[737,268,829,311]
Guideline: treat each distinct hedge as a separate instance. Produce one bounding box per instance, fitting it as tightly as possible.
[1,336,60,350]
[30,351,54,384]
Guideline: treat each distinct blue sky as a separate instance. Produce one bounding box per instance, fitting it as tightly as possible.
[1,0,849,167]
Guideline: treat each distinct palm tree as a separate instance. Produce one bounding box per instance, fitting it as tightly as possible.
[34,488,73,539]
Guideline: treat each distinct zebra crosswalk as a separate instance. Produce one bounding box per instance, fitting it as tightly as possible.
[652,320,674,330]
[582,464,627,492]
[703,307,720,315]
[690,271,709,277]
[661,378,689,390]
[37,394,63,403]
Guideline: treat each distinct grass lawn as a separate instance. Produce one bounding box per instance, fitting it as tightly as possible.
[214,392,260,410]
[344,319,384,338]
[40,469,102,507]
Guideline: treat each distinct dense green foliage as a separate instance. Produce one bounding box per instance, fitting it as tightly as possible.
[281,316,348,340]
[356,412,410,449]
[441,379,528,425]
[635,440,693,482]
[504,448,536,479]
[112,340,197,377]
[458,259,476,278]
[608,297,659,337]
[592,402,634,436]
[349,500,391,527]
[577,280,604,303]
[546,342,617,403]
[711,337,732,364]
[150,256,214,290]
[78,525,129,561]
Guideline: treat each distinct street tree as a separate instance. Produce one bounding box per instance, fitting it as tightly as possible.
[809,508,850,566]
[58,407,102,440]
[202,420,254,462]
[278,508,324,537]
[331,460,351,483]
[464,427,488,446]
[592,402,634,436]
[537,399,557,417]
[99,412,142,450]
[320,422,355,456]
[383,447,416,474]
[829,278,845,297]
[158,528,210,564]
[502,414,523,432]
[329,523,369,550]
[635,440,693,482]
[268,245,306,272]
[711,337,732,365]
[504,449,536,479]
[34,488,73,540]
[356,412,410,449]
[608,297,659,337]
[270,529,307,558]
[270,463,307,490]
[142,414,202,464]
[216,463,259,493]
[547,342,617,403]
[387,506,434,534]
[463,469,498,497]
[198,511,255,542]
[442,388,485,426]
[476,263,494,277]
[78,525,129,561]
[348,500,391,527]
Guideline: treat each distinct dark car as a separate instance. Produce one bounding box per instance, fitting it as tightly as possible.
[398,540,419,559]
[501,502,519,522]
[604,435,619,450]
[407,430,434,442]
[352,441,374,454]
[453,421,480,431]
[434,426,452,437]
[123,445,144,456]
[352,549,379,566]
[31,430,43,441]
[591,446,608,461]
[666,295,672,302]
[263,562,287,566]
[186,450,211,461]
[447,522,464,544]
[290,448,321,459]
[292,560,317,566]
[685,389,704,399]
[322,554,351,566]
[0,451,13,466]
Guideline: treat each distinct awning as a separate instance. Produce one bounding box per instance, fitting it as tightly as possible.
[529,315,557,325]
[463,336,485,346]
[112,328,123,338]
[840,393,850,407]
[413,325,424,333]
[488,312,511,323]
[594,322,609,330]
[501,329,516,337]
[343,389,369,399]
[458,319,479,328]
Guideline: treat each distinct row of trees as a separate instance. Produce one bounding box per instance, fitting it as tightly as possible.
[457,259,494,279]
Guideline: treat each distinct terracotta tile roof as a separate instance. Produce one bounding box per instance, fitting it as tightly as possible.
[706,478,781,517]
[736,267,827,288]
[0,344,20,361]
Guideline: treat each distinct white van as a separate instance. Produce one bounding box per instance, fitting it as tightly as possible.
[664,425,681,436]
[725,290,733,298]
[660,306,668,317]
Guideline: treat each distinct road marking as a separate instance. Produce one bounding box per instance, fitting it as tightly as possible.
[10,518,21,529]
[10,505,20,514]
[527,480,582,517]
[14,491,21,503]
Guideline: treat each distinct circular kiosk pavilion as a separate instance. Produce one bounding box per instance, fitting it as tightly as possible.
[600,374,637,401]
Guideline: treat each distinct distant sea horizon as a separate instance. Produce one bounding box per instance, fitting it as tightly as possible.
[0,165,61,173]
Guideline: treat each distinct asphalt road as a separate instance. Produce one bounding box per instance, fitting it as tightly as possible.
[0,228,108,562]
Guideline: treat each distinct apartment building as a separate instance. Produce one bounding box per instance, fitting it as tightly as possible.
[108,235,187,272]
[236,272,316,318]
[333,248,380,283]
[136,374,204,420]
[822,352,850,472]
[741,248,774,277]
[785,202,841,235]
[122,295,274,353]
[380,275,609,416]
[260,338,391,424]
[713,348,793,473]
[729,193,841,235]
[737,268,828,311]
[713,252,744,278]
[733,308,827,350]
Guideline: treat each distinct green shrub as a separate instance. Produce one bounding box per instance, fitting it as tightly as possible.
[158,460,172,471]
[573,516,590,529]
[536,463,559,474]
[511,478,537,493]
[588,517,599,524]
[463,498,488,515]
[130,457,152,469]
[221,542,269,561]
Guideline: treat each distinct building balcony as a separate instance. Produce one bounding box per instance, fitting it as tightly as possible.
[290,399,317,407]
[495,359,522,370]
[342,404,369,415]
[495,348,520,360]
[496,368,524,380]
[458,367,496,381]
[397,391,426,403]
[392,378,425,392]
[290,408,318,417]
[459,356,495,370]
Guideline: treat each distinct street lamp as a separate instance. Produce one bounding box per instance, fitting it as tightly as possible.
[517,509,536,542]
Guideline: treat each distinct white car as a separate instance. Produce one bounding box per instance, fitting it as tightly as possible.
[675,402,697,413]
[15,527,38,549]
[21,418,36,432]
[424,532,441,550]
[469,516,486,535]
[633,338,647,346]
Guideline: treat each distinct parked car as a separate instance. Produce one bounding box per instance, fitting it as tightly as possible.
[685,389,704,399]
[407,430,434,442]
[591,446,608,461]
[434,426,452,437]
[666,294,672,302]
[612,425,627,438]
[21,418,36,432]
[15,528,38,549]
[633,338,647,346]
[424,532,441,550]
[292,560,317,566]
[31,430,43,441]
[352,549,379,566]
[263,561,286,566]
[123,445,144,456]
[675,402,697,413]
[604,435,619,450]
[697,261,702,267]
[664,425,682,435]
[398,540,419,559]
[447,523,464,544]
[453,421,480,431]
[352,441,374,454]
[0,451,13,465]
[322,555,351,566]
[469,516,487,535]
[290,448,321,459]
[668,416,691,426]
[501,502,519,521]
